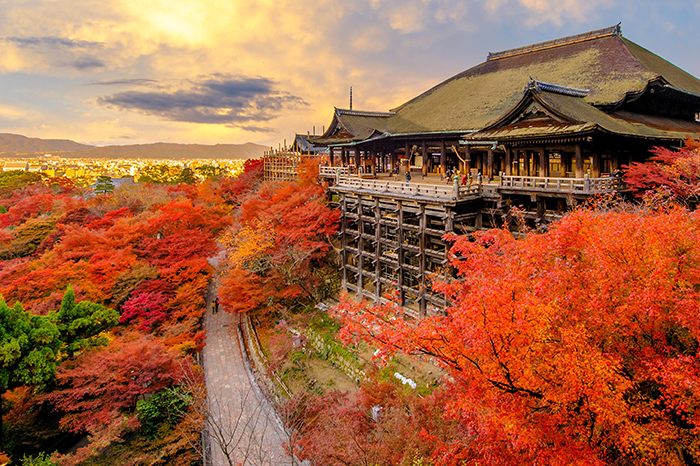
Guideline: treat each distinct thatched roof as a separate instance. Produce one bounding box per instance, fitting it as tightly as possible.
[387,25,700,135]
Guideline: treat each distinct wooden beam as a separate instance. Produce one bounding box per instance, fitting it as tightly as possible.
[341,194,348,292]
[440,140,446,176]
[539,147,547,177]
[374,199,382,302]
[419,204,427,316]
[575,145,583,178]
[356,195,364,301]
[592,151,601,177]
[505,146,512,176]
[397,201,405,306]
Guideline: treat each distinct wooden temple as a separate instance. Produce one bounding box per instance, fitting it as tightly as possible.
[288,25,700,315]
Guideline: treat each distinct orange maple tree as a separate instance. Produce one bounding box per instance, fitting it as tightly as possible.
[334,205,700,466]
[218,175,339,314]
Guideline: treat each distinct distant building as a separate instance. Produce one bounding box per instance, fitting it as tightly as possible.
[2,162,28,172]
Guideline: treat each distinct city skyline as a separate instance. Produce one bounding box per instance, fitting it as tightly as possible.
[0,0,698,147]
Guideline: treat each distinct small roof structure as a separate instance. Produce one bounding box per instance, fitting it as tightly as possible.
[292,133,326,154]
[314,108,394,146]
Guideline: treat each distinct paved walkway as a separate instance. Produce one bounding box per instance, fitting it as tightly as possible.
[202,255,293,466]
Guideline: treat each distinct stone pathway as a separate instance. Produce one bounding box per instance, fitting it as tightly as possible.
[202,256,293,466]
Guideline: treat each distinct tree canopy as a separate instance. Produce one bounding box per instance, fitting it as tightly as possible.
[334,205,700,466]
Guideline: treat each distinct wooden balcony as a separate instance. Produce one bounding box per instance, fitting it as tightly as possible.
[323,167,625,202]
[331,176,482,202]
[499,175,623,194]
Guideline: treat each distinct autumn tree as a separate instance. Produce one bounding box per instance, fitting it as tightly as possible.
[47,335,184,437]
[624,138,700,207]
[218,181,339,315]
[334,205,700,466]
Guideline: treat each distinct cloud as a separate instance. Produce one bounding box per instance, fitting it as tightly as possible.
[86,78,159,87]
[97,75,307,130]
[5,36,102,48]
[2,35,106,71]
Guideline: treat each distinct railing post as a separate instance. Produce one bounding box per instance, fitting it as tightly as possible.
[584,173,590,193]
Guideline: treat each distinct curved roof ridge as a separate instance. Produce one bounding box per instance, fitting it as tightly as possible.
[336,108,395,118]
[488,24,622,61]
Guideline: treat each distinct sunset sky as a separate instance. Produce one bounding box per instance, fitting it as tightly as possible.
[1,0,699,148]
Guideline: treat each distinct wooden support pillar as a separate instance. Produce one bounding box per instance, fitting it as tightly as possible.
[397,201,405,306]
[539,147,547,177]
[341,194,348,292]
[592,152,601,178]
[505,146,512,176]
[341,148,346,167]
[418,204,427,316]
[523,150,530,176]
[370,149,376,176]
[404,141,411,174]
[355,147,361,171]
[575,145,584,178]
[440,140,446,175]
[536,196,546,221]
[374,199,382,302]
[356,195,364,301]
[422,140,428,176]
[443,207,454,312]
[465,145,472,173]
[487,147,494,179]
[328,147,334,167]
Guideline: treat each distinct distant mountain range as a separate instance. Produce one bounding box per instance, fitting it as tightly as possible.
[0,133,268,160]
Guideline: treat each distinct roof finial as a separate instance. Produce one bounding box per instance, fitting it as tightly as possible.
[613,22,622,36]
[350,86,353,110]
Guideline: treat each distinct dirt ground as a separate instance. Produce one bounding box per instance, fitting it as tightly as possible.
[256,307,445,398]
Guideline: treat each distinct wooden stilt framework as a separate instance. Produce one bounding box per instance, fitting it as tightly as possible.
[337,190,487,317]
[263,149,318,182]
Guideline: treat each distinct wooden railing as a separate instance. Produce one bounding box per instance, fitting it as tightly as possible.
[319,166,353,177]
[500,175,623,194]
[327,170,624,200]
[333,176,482,200]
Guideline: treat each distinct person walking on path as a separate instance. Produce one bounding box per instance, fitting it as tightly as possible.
[212,297,219,313]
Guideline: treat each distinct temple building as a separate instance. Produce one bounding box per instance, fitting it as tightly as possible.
[325,24,700,180]
[293,25,700,315]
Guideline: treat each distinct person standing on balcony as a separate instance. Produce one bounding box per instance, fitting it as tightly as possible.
[405,170,412,186]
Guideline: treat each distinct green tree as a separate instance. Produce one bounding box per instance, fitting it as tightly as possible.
[0,297,60,450]
[175,167,197,185]
[93,176,115,195]
[137,164,180,184]
[195,164,226,179]
[49,286,119,359]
